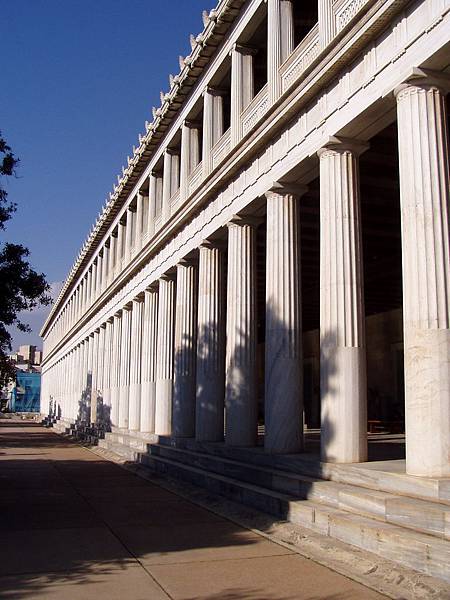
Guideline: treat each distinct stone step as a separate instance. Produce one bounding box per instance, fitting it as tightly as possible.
[97,438,142,462]
[141,451,450,582]
[158,437,450,505]
[149,444,450,540]
[104,431,157,452]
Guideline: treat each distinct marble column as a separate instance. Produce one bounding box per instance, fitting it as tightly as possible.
[129,297,144,431]
[203,87,225,177]
[155,275,176,435]
[95,255,102,298]
[265,184,305,454]
[124,207,134,264]
[225,216,258,446]
[148,173,157,238]
[110,312,122,427]
[395,74,450,477]
[318,137,368,464]
[96,325,105,421]
[134,193,144,253]
[319,0,335,49]
[109,234,117,285]
[101,244,109,294]
[173,260,198,437]
[180,122,200,201]
[118,305,132,429]
[202,88,214,177]
[281,0,294,62]
[231,45,255,146]
[195,241,226,442]
[162,150,174,222]
[141,287,158,433]
[117,220,125,274]
[268,0,282,105]
[102,319,113,424]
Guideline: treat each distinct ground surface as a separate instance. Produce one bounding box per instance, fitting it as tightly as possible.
[0,421,387,600]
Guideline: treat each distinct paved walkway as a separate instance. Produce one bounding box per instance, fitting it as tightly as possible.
[0,421,386,600]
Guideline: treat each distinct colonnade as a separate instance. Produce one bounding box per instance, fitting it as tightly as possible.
[43,74,450,478]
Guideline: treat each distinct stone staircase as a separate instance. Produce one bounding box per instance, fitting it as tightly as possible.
[98,430,450,582]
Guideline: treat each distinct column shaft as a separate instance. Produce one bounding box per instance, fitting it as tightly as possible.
[196,242,226,441]
[141,288,158,432]
[225,218,258,446]
[110,313,122,427]
[265,187,304,453]
[118,307,132,428]
[155,276,175,435]
[319,139,367,463]
[396,79,450,477]
[173,262,198,437]
[129,298,144,431]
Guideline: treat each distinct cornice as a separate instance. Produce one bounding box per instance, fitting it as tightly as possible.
[42,0,246,335]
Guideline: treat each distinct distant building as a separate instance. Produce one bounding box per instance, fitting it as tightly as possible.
[8,371,41,413]
[18,345,36,365]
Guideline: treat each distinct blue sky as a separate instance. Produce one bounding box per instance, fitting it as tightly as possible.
[2,0,215,350]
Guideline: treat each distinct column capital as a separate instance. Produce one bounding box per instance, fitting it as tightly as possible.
[317,136,369,158]
[227,214,263,228]
[145,282,159,292]
[159,273,175,283]
[199,238,227,251]
[132,294,145,304]
[394,67,450,98]
[230,43,258,57]
[203,85,228,97]
[266,182,308,199]
[177,257,197,268]
[182,119,201,129]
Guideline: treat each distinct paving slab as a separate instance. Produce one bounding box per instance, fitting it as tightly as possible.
[0,421,388,599]
[148,554,384,599]
[0,564,170,600]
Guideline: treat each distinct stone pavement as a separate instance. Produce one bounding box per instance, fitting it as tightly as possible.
[0,420,386,600]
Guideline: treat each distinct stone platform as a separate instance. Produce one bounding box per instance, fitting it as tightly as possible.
[97,428,450,583]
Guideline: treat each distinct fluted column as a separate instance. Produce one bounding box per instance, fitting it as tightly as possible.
[141,287,159,432]
[95,255,102,299]
[319,0,335,49]
[129,297,144,431]
[265,184,305,454]
[148,173,157,238]
[101,245,109,294]
[134,193,144,253]
[117,220,125,274]
[203,88,214,177]
[196,241,226,442]
[102,319,113,426]
[173,260,198,437]
[110,312,122,427]
[225,216,258,446]
[281,0,295,62]
[97,325,105,420]
[180,122,190,201]
[230,45,255,146]
[203,87,225,177]
[318,137,368,463]
[109,234,117,285]
[395,74,450,477]
[124,207,134,264]
[155,275,176,435]
[162,150,173,222]
[268,0,282,105]
[118,305,132,428]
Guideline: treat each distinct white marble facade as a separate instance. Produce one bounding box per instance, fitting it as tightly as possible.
[41,0,450,477]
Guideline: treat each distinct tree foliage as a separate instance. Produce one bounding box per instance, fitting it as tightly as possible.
[0,131,51,387]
